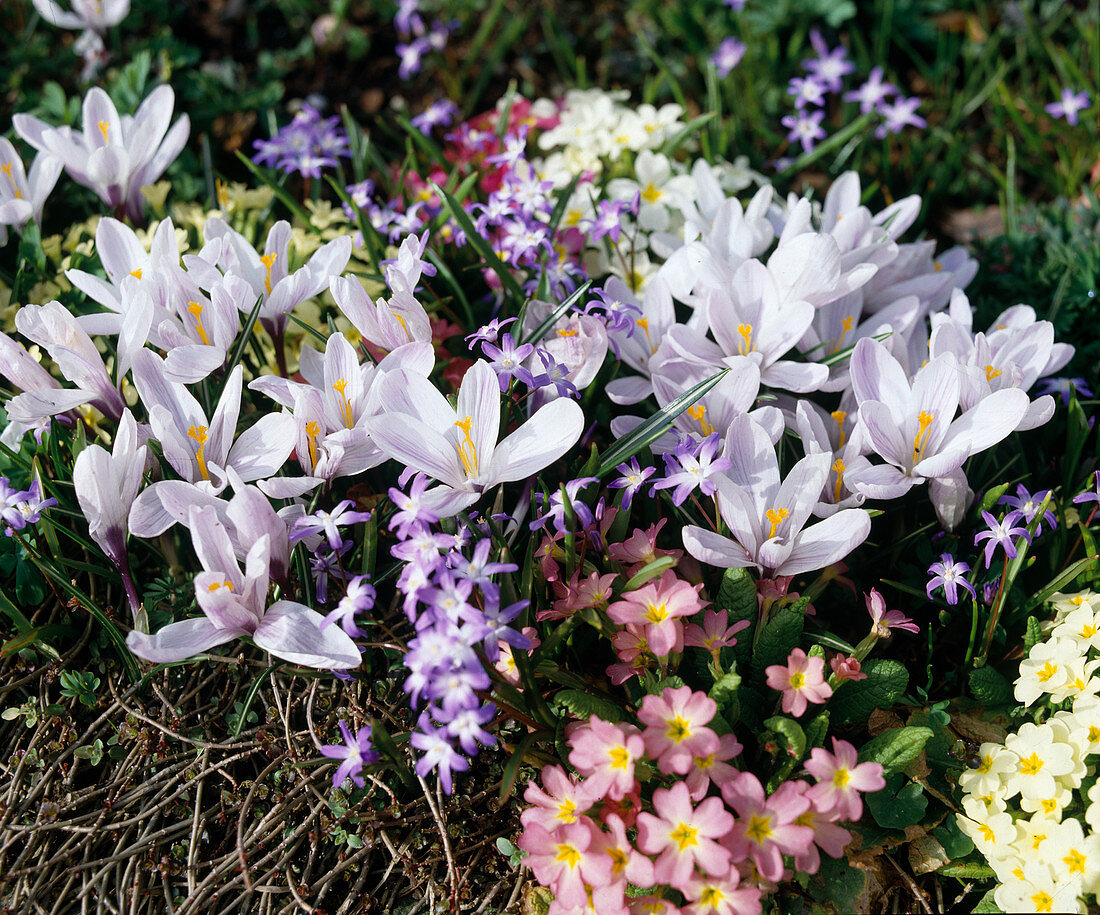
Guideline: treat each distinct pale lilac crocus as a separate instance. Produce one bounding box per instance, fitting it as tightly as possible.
[73,410,146,614]
[367,360,584,517]
[0,138,62,246]
[682,414,871,578]
[1045,88,1091,126]
[14,85,189,222]
[127,505,360,668]
[32,0,129,33]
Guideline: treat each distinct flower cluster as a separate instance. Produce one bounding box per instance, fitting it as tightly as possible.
[252,104,351,178]
[0,478,57,537]
[517,686,884,914]
[956,590,1100,914]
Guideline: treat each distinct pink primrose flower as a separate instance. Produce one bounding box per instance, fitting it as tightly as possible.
[721,774,814,882]
[865,588,918,637]
[608,519,682,570]
[608,570,707,657]
[551,570,619,618]
[521,765,598,833]
[568,717,646,801]
[685,733,745,801]
[828,654,866,683]
[764,648,832,717]
[636,782,734,891]
[597,813,656,889]
[684,610,751,660]
[790,798,852,874]
[517,818,612,910]
[637,686,720,775]
[804,738,886,820]
[682,870,763,915]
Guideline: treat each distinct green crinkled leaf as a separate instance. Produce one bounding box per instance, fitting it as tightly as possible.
[829,658,909,726]
[764,715,806,758]
[809,855,867,912]
[804,711,830,751]
[858,726,933,775]
[1024,616,1043,653]
[969,665,1015,705]
[971,888,1003,913]
[649,676,685,694]
[750,596,809,678]
[735,683,766,730]
[865,774,927,829]
[553,689,624,723]
[715,567,757,670]
[709,667,741,711]
[939,862,996,879]
[933,819,975,861]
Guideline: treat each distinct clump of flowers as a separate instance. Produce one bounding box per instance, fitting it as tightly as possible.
[252,104,351,178]
[956,589,1100,914]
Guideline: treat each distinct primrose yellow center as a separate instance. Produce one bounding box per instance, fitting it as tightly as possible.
[608,745,630,770]
[1064,850,1086,873]
[669,822,698,851]
[97,120,110,143]
[608,846,628,873]
[1041,798,1058,815]
[833,768,851,788]
[765,507,789,540]
[641,182,662,204]
[555,843,582,869]
[978,823,995,842]
[789,671,806,689]
[1087,725,1100,743]
[187,425,210,481]
[831,409,847,447]
[737,323,754,355]
[666,715,691,743]
[1080,624,1097,639]
[1031,831,1046,851]
[832,458,846,501]
[556,797,577,823]
[685,404,715,436]
[187,301,211,346]
[636,317,656,354]
[912,411,934,464]
[1019,753,1044,776]
[1036,662,1058,682]
[978,754,993,774]
[332,378,354,429]
[305,421,321,469]
[746,814,773,844]
[699,888,725,906]
[260,253,277,294]
[453,416,478,476]
[1030,891,1053,913]
[645,602,669,624]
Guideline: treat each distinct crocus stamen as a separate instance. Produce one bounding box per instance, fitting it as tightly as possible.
[912,411,934,464]
[187,425,210,481]
[832,458,846,501]
[636,317,656,354]
[0,163,20,198]
[933,260,943,272]
[207,579,234,592]
[187,301,211,345]
[737,323,754,355]
[832,315,855,353]
[129,268,142,279]
[260,253,277,294]
[556,328,579,337]
[985,364,1002,381]
[765,507,789,539]
[685,404,715,436]
[97,120,110,144]
[453,416,478,476]
[305,421,321,469]
[391,311,412,341]
[216,179,229,209]
[831,409,847,447]
[332,378,354,429]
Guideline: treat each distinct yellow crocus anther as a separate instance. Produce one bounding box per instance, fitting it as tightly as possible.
[912,411,934,464]
[636,317,656,354]
[556,327,579,337]
[305,421,321,469]
[830,409,847,447]
[685,404,714,436]
[332,378,354,429]
[832,458,846,502]
[97,120,110,143]
[216,179,229,210]
[737,323,753,355]
[130,268,142,279]
[207,580,234,593]
[187,425,210,481]
[0,163,20,198]
[833,315,855,353]
[985,364,1002,381]
[933,260,943,272]
[765,507,789,540]
[187,301,210,345]
[260,253,277,294]
[641,183,661,204]
[453,416,478,476]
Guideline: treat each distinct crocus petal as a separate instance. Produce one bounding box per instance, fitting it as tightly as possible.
[929,468,972,531]
[368,413,466,488]
[487,397,584,484]
[252,601,361,669]
[777,509,871,576]
[846,463,914,500]
[127,618,243,664]
[227,412,296,481]
[682,525,758,570]
[850,336,911,417]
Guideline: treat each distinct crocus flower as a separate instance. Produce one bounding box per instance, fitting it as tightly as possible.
[73,410,146,614]
[367,360,584,517]
[764,647,832,716]
[14,85,189,222]
[127,506,360,669]
[0,138,62,246]
[1045,88,1091,126]
[926,553,975,605]
[32,0,129,33]
[320,720,380,789]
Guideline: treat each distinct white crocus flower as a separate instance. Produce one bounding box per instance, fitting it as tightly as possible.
[0,138,62,246]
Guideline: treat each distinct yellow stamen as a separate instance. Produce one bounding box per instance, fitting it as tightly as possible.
[556,328,579,337]
[669,823,698,851]
[556,797,577,823]
[737,323,753,355]
[832,768,851,788]
[187,425,210,481]
[685,404,714,436]
[1064,850,1086,874]
[636,317,656,354]
[832,458,846,501]
[1080,623,1097,639]
[129,268,142,279]
[97,120,110,144]
[985,364,1002,382]
[216,179,229,210]
[912,411,934,464]
[827,411,844,446]
[933,260,943,272]
[187,301,211,346]
[746,814,773,845]
[765,507,789,540]
[666,715,691,743]
[453,416,478,476]
[0,163,20,199]
[1019,753,1044,776]
[332,378,354,429]
[978,823,995,843]
[644,602,669,624]
[206,580,234,592]
[260,253,277,294]
[305,421,321,469]
[833,315,855,353]
[554,844,581,868]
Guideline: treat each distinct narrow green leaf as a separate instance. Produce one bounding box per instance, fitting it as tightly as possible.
[233,662,281,737]
[520,280,593,346]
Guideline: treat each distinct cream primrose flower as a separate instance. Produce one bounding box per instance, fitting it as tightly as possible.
[1015,637,1075,706]
[1054,603,1100,653]
[957,795,1016,862]
[1002,722,1077,801]
[958,741,1018,797]
[994,859,1084,915]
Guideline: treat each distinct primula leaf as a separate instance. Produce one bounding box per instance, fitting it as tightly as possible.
[809,855,867,913]
[552,689,624,723]
[1023,616,1043,653]
[938,862,996,880]
[804,711,830,751]
[709,667,741,711]
[749,596,808,679]
[858,726,933,775]
[971,888,1003,912]
[933,819,975,861]
[763,715,806,787]
[968,665,1014,706]
[865,774,927,829]
[829,658,908,726]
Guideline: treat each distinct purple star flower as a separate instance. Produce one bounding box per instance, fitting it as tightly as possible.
[842,67,897,114]
[802,29,854,93]
[926,553,975,605]
[711,37,746,78]
[291,500,372,551]
[531,349,579,399]
[411,99,460,134]
[388,474,440,539]
[1045,88,1091,126]
[1,479,57,535]
[974,510,1031,569]
[481,332,535,391]
[998,485,1056,534]
[465,316,517,350]
[410,711,469,794]
[1073,471,1100,508]
[320,720,380,789]
[587,198,630,243]
[321,575,376,639]
[609,457,655,510]
[651,434,732,506]
[781,109,827,152]
[1035,376,1093,405]
[788,76,828,109]
[875,96,926,138]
